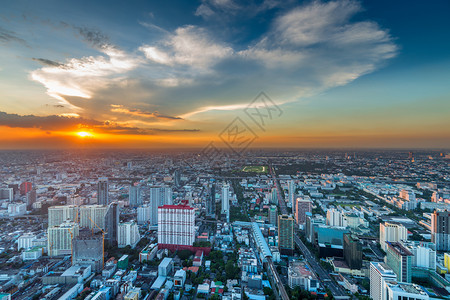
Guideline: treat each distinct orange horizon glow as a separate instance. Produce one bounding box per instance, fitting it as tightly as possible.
[76,131,94,138]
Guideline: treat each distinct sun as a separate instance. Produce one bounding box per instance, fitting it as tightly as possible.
[76,131,94,138]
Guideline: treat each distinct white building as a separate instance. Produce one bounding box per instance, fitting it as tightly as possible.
[158,204,195,246]
[48,205,78,227]
[8,203,26,216]
[380,222,407,251]
[370,262,397,300]
[118,221,141,248]
[221,184,230,221]
[385,281,429,300]
[17,233,36,250]
[326,208,343,227]
[137,204,152,225]
[48,221,79,256]
[288,260,320,292]
[288,180,295,210]
[402,241,436,270]
[79,205,108,230]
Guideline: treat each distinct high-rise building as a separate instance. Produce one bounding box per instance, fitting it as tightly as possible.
[431,210,450,251]
[118,221,141,248]
[48,205,78,227]
[369,262,397,300]
[26,189,36,210]
[0,188,13,202]
[295,198,312,226]
[401,241,436,270]
[104,203,119,246]
[343,233,362,269]
[48,221,79,257]
[305,213,326,243]
[97,177,109,205]
[158,204,195,248]
[288,180,295,210]
[79,205,108,230]
[129,184,141,207]
[73,229,104,272]
[385,241,413,283]
[268,205,278,226]
[270,187,278,205]
[17,233,36,250]
[137,204,151,225]
[206,183,216,217]
[150,187,173,225]
[173,169,181,187]
[221,184,230,222]
[379,222,407,251]
[20,181,32,196]
[326,208,343,227]
[278,214,294,255]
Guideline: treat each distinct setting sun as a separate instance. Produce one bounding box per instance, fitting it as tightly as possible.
[76,131,94,138]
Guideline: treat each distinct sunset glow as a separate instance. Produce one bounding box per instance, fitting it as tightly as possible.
[76,131,94,138]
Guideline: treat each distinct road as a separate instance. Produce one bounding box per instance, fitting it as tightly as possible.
[266,257,290,300]
[269,163,349,299]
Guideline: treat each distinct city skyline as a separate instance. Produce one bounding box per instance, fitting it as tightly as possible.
[1,0,450,149]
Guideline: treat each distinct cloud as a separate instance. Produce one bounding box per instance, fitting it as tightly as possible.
[0,26,28,45]
[110,104,182,120]
[32,58,62,67]
[0,111,198,135]
[75,26,110,48]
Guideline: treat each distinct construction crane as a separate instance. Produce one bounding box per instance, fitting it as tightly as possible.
[88,215,106,269]
[68,228,74,265]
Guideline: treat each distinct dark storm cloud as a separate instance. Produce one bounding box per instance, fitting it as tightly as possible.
[32,58,62,67]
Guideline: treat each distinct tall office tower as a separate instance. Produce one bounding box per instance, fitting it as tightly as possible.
[104,203,119,246]
[118,221,141,248]
[20,181,32,196]
[221,184,230,222]
[431,210,450,251]
[173,169,181,187]
[326,208,343,226]
[137,204,152,225]
[26,189,36,210]
[278,214,294,255]
[158,204,195,247]
[79,205,108,230]
[343,233,362,269]
[206,183,216,217]
[73,229,104,272]
[370,262,397,300]
[97,177,109,205]
[288,180,295,210]
[47,221,79,257]
[268,205,278,226]
[270,187,278,205]
[295,198,312,226]
[385,241,413,283]
[305,213,326,243]
[129,184,141,207]
[150,187,173,225]
[48,205,78,227]
[379,222,407,251]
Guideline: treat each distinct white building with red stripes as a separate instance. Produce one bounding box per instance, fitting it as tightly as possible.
[158,204,195,248]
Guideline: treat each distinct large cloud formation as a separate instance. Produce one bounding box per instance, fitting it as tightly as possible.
[29,0,397,125]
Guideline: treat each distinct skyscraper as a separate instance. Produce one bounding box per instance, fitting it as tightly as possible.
[118,221,141,248]
[431,210,450,251]
[79,205,108,230]
[206,182,216,217]
[343,233,362,269]
[270,187,278,205]
[278,214,294,255]
[73,229,104,272]
[379,222,407,251]
[48,221,79,257]
[288,180,295,210]
[137,204,151,225]
[129,184,141,207]
[268,205,278,226]
[369,262,397,300]
[221,183,230,222]
[104,203,119,246]
[158,204,195,249]
[48,205,78,227]
[26,189,36,210]
[295,198,312,226]
[173,169,181,187]
[97,177,109,205]
[150,186,173,225]
[385,241,413,283]
[20,181,32,196]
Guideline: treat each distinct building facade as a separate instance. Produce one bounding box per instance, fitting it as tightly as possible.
[97,177,109,205]
[431,210,450,251]
[158,204,195,247]
[380,222,408,251]
[278,214,294,255]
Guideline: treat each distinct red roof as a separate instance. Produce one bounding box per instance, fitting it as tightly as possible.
[158,204,194,210]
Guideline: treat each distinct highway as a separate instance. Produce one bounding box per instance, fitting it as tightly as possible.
[269,163,349,299]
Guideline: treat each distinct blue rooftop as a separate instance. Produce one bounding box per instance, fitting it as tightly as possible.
[252,222,272,259]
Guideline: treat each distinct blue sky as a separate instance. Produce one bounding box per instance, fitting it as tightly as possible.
[0,0,449,148]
